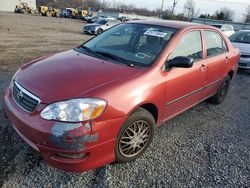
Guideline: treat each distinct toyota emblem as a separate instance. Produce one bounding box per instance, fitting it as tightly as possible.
[17,91,24,100]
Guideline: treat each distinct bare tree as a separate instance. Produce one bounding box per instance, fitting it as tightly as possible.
[183,0,195,20]
[244,5,250,23]
[213,7,234,21]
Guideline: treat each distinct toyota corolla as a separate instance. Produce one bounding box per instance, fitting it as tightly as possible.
[3,20,240,172]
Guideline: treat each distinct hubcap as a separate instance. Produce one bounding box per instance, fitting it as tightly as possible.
[119,120,151,158]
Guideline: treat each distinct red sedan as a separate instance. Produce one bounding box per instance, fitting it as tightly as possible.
[3,20,240,172]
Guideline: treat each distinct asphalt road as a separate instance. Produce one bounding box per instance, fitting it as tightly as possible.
[0,12,249,187]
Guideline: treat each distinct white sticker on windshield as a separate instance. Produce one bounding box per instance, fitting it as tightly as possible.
[144,30,168,38]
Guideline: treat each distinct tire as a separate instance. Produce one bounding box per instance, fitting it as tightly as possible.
[46,11,52,17]
[208,75,231,105]
[97,28,103,35]
[115,107,155,163]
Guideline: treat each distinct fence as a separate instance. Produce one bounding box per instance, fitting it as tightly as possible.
[192,18,250,31]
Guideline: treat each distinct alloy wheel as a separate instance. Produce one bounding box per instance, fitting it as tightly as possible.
[118,120,151,158]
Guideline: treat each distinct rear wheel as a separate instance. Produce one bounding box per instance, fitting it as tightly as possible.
[208,75,230,104]
[115,108,155,163]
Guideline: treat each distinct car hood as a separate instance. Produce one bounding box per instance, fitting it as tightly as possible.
[231,42,250,54]
[15,50,143,104]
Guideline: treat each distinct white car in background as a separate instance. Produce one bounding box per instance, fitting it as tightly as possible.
[230,30,250,70]
[211,24,235,37]
[83,18,121,35]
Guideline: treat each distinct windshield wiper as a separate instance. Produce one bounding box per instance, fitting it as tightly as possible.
[95,51,135,67]
[77,46,108,60]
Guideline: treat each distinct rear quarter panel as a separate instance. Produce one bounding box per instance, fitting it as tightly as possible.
[224,35,240,77]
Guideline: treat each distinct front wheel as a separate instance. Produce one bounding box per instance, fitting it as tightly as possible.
[97,28,103,35]
[208,75,231,105]
[115,108,155,163]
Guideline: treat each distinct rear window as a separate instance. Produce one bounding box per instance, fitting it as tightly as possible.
[204,31,227,57]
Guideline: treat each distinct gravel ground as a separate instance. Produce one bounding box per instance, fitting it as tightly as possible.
[0,12,250,188]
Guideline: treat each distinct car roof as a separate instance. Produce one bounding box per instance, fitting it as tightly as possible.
[127,20,213,30]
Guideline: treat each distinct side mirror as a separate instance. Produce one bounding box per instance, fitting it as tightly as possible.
[168,56,194,68]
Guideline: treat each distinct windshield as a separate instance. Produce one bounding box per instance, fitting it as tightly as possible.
[230,31,250,44]
[78,23,176,67]
[96,19,107,25]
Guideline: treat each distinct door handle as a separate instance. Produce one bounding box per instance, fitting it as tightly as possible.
[200,64,207,71]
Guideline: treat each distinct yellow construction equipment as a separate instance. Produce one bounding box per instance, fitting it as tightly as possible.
[66,8,79,18]
[38,6,60,17]
[38,6,48,16]
[79,7,96,20]
[14,2,34,14]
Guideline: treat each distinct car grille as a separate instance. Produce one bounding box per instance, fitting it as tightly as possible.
[12,82,40,112]
[84,26,94,31]
[239,63,247,67]
[241,54,250,58]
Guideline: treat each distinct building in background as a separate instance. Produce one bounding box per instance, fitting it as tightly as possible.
[0,0,36,12]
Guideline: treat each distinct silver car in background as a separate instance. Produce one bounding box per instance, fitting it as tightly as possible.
[230,30,250,70]
[83,18,121,35]
[211,24,235,37]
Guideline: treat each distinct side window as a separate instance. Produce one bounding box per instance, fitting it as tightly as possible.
[171,31,203,61]
[204,31,227,57]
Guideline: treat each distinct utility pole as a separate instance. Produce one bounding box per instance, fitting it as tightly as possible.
[160,0,165,19]
[171,0,177,20]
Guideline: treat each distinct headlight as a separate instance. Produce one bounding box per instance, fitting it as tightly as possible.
[40,98,107,122]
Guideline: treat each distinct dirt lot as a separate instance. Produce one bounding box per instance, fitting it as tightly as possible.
[0,12,249,187]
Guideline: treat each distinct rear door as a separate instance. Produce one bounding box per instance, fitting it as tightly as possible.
[202,30,229,97]
[164,30,207,120]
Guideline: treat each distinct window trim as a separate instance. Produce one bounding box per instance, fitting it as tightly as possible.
[202,29,229,59]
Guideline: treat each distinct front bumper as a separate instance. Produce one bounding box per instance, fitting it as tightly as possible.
[3,85,126,172]
[83,28,96,35]
[239,57,250,69]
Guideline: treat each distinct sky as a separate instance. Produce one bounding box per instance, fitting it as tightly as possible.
[106,0,250,21]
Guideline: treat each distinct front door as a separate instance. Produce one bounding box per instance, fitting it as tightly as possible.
[163,30,207,120]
